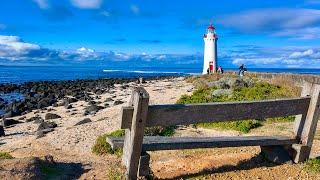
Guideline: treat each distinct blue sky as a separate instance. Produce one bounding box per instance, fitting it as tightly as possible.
[1,0,320,68]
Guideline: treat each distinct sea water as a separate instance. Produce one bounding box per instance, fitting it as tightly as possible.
[1,65,320,84]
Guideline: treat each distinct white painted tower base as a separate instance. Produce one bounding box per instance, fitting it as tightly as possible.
[203,24,218,74]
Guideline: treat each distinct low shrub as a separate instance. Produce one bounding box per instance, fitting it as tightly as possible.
[304,158,320,173]
[177,79,298,133]
[0,152,13,159]
[92,129,124,156]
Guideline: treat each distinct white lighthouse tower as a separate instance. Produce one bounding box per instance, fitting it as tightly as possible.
[203,24,218,74]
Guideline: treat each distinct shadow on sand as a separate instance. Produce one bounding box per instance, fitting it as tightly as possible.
[155,153,280,180]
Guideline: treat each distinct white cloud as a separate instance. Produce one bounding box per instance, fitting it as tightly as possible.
[71,0,103,9]
[219,8,320,39]
[130,5,140,15]
[33,0,49,9]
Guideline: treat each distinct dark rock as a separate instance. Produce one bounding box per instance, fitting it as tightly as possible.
[64,104,73,109]
[37,122,57,131]
[45,113,61,120]
[113,100,124,105]
[0,125,5,136]
[105,98,113,102]
[26,116,42,123]
[18,116,26,120]
[104,103,109,107]
[36,128,54,138]
[3,118,21,127]
[3,111,14,118]
[74,118,92,126]
[88,101,97,105]
[260,145,293,164]
[84,105,104,114]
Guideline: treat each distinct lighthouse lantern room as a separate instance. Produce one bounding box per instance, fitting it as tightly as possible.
[203,23,218,74]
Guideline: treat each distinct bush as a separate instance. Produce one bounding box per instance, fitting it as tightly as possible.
[304,158,320,173]
[177,80,297,133]
[92,130,124,156]
[0,152,13,159]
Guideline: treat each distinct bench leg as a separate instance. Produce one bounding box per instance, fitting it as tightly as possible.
[260,145,293,164]
[290,144,311,163]
[138,152,151,177]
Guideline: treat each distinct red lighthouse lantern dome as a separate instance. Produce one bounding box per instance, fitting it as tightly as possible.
[208,24,215,30]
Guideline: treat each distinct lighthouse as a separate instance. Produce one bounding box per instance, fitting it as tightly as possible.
[203,24,218,74]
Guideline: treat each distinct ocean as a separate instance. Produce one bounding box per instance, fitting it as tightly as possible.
[1,65,320,84]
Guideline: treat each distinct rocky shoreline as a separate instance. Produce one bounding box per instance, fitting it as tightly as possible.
[0,76,178,119]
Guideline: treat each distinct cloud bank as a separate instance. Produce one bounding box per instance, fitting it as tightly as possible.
[218,8,320,39]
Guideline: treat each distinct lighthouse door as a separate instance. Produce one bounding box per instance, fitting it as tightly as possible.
[209,61,213,73]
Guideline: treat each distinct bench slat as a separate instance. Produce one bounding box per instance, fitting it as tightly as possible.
[107,136,298,151]
[121,97,310,129]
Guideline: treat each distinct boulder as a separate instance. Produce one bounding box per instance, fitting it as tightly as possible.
[64,104,73,109]
[0,125,5,136]
[113,100,124,105]
[36,128,54,138]
[45,113,61,120]
[26,116,44,124]
[37,122,57,131]
[74,118,92,126]
[104,98,113,102]
[3,118,21,127]
[84,105,104,114]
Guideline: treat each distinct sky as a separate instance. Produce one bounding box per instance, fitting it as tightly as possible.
[1,0,320,68]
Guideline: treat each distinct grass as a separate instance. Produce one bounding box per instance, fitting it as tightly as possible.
[106,164,125,180]
[92,129,125,156]
[304,158,320,173]
[177,80,298,133]
[0,152,14,159]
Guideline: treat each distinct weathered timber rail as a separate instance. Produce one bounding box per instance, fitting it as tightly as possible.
[108,82,320,179]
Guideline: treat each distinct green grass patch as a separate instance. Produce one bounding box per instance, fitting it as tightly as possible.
[177,81,297,133]
[304,158,320,173]
[0,152,13,159]
[196,120,261,133]
[92,129,124,156]
[106,165,125,180]
[145,126,176,137]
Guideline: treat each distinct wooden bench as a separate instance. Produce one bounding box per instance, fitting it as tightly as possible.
[108,82,320,179]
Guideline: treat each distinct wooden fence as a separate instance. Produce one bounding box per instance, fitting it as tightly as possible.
[108,82,320,179]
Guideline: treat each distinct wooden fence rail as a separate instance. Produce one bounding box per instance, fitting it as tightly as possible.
[110,82,320,179]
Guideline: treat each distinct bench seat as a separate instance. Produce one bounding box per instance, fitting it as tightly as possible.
[107,136,298,151]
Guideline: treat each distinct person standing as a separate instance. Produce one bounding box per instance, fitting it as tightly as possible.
[239,64,245,76]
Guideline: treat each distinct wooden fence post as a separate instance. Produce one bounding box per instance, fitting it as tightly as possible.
[122,87,149,179]
[294,82,312,141]
[292,83,320,163]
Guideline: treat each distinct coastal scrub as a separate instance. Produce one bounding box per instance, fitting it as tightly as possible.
[0,152,13,159]
[304,158,320,173]
[177,78,298,133]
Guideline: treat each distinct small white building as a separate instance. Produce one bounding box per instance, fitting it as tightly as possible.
[203,24,218,74]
